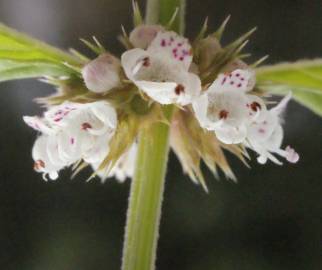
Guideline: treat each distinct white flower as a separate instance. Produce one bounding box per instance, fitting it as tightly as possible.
[246,93,299,165]
[82,53,121,93]
[129,25,164,49]
[121,31,201,105]
[193,69,263,144]
[24,101,118,180]
[91,143,137,182]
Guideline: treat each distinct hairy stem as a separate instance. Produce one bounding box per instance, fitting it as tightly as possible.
[121,1,185,270]
[121,106,173,270]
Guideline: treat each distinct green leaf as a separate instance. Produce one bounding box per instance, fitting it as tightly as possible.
[256,59,322,116]
[0,23,82,82]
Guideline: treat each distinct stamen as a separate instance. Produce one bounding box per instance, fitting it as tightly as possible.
[81,122,92,130]
[34,160,45,171]
[175,84,185,95]
[250,102,261,111]
[142,57,150,67]
[219,110,229,119]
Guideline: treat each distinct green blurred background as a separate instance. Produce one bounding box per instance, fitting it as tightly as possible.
[0,0,321,269]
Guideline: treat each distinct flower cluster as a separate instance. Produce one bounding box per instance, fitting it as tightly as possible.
[23,11,299,187]
[24,101,132,181]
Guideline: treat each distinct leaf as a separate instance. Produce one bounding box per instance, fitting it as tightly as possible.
[256,59,322,116]
[0,23,82,82]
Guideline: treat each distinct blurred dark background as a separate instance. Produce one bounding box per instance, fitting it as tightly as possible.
[0,0,322,269]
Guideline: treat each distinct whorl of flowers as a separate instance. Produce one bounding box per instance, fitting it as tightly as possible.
[23,6,299,189]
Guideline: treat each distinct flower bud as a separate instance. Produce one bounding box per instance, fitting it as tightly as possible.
[129,25,164,49]
[82,53,121,93]
[196,36,222,71]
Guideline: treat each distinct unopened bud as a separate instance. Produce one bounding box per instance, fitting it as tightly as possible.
[129,25,164,49]
[82,54,121,93]
[196,36,222,71]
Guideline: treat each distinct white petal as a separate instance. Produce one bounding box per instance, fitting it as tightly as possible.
[193,94,211,128]
[193,89,249,132]
[135,72,201,106]
[23,116,54,134]
[209,69,255,94]
[270,92,292,116]
[209,90,249,127]
[121,48,149,81]
[83,133,111,164]
[135,80,178,104]
[32,135,65,179]
[148,31,192,70]
[89,101,117,131]
[247,111,279,143]
[46,135,67,167]
[215,124,247,144]
[56,130,83,163]
[264,124,284,151]
[246,94,268,122]
[44,102,80,126]
[176,73,202,105]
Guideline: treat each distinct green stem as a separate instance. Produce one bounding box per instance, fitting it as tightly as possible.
[122,106,173,270]
[121,1,185,270]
